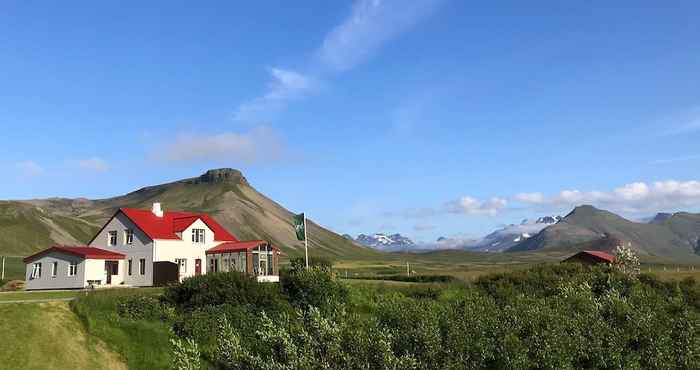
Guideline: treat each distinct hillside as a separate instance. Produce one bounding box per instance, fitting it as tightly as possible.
[508,205,700,260]
[0,169,376,259]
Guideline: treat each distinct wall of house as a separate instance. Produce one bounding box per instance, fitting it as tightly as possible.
[83,259,125,286]
[153,219,223,281]
[90,212,153,286]
[25,251,86,290]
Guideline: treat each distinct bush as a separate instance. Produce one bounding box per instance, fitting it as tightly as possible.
[281,267,348,312]
[163,271,284,312]
[117,295,173,321]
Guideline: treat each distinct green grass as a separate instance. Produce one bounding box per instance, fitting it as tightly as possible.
[0,301,126,370]
[70,288,171,370]
[0,290,82,302]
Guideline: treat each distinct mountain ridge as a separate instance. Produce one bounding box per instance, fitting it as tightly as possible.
[1,169,376,259]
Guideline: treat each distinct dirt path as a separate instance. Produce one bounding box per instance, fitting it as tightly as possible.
[0,301,127,370]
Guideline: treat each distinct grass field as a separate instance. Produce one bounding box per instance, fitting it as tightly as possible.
[0,290,83,302]
[0,301,126,370]
[1,256,24,282]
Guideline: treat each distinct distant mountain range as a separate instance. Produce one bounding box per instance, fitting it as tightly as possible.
[508,205,700,260]
[466,216,563,252]
[351,233,416,251]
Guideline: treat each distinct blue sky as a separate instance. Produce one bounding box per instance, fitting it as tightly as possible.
[2,1,700,242]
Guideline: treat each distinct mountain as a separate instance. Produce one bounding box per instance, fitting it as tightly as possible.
[507,205,700,260]
[467,216,562,252]
[354,233,416,251]
[649,212,674,224]
[1,168,376,259]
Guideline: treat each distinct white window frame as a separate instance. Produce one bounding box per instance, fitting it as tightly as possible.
[139,258,146,275]
[124,229,134,245]
[31,263,42,279]
[108,231,118,246]
[175,258,187,273]
[51,262,58,277]
[192,229,206,244]
[68,262,78,276]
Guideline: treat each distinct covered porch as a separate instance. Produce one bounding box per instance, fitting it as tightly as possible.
[205,240,280,282]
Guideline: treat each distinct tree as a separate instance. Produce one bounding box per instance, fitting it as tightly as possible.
[613,242,640,276]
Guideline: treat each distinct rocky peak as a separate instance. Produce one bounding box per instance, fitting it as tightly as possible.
[196,168,248,186]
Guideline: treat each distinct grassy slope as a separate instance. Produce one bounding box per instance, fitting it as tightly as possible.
[70,288,171,370]
[0,301,126,370]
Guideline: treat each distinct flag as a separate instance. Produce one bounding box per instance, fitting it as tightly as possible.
[293,213,306,241]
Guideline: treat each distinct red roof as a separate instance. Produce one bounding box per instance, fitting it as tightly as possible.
[99,208,238,242]
[24,246,126,263]
[206,240,279,254]
[575,250,616,263]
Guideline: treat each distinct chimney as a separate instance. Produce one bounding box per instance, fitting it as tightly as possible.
[152,202,163,217]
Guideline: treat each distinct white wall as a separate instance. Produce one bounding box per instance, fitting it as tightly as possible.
[154,219,224,280]
[25,251,85,290]
[90,212,153,286]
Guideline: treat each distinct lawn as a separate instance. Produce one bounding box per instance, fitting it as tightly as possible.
[0,290,82,302]
[0,301,126,370]
[1,256,24,282]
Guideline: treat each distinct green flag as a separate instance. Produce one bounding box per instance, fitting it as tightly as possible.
[293,213,306,241]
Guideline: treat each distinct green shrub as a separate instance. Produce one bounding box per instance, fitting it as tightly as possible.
[163,271,284,312]
[281,267,349,312]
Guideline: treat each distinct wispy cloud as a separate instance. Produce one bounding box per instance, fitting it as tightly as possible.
[75,157,109,172]
[514,180,700,213]
[15,160,44,177]
[649,155,700,165]
[234,68,317,122]
[661,106,700,136]
[445,196,508,216]
[317,0,443,71]
[155,126,285,164]
[234,0,443,122]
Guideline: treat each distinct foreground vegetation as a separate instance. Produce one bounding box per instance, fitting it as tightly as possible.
[0,301,125,370]
[67,260,700,370]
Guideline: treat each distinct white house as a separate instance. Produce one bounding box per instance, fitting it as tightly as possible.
[24,203,280,290]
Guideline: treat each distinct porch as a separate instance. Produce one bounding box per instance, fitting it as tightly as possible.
[205,240,280,282]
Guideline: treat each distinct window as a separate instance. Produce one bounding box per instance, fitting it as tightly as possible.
[108,231,118,246]
[128,259,132,276]
[192,229,206,243]
[175,258,187,273]
[51,262,58,277]
[124,229,134,245]
[68,262,77,276]
[139,259,146,275]
[31,263,42,279]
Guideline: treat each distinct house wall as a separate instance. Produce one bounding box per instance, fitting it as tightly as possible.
[153,219,223,280]
[25,251,86,290]
[90,212,153,286]
[83,259,125,286]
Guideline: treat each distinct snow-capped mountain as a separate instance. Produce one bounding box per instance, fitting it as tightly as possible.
[354,233,416,251]
[466,215,562,252]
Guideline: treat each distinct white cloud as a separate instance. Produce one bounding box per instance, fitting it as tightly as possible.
[445,196,508,216]
[155,126,285,163]
[317,0,443,71]
[15,160,44,177]
[234,67,316,122]
[514,180,700,213]
[75,157,109,172]
[649,155,700,165]
[661,106,700,136]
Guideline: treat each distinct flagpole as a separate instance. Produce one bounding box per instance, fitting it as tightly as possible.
[304,213,309,269]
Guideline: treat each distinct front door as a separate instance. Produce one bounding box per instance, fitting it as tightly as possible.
[104,261,118,284]
[195,259,201,275]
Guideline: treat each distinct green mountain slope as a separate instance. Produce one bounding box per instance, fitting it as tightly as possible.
[508,205,700,260]
[2,169,376,259]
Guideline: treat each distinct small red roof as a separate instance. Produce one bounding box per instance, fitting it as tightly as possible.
[577,250,616,263]
[104,208,238,242]
[24,246,126,263]
[206,240,279,254]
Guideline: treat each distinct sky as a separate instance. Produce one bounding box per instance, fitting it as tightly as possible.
[2,1,700,243]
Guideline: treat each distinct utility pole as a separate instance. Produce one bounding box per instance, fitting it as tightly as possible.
[1,256,5,281]
[406,261,410,277]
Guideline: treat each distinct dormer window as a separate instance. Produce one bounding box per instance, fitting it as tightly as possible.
[192,229,205,243]
[108,231,118,246]
[124,229,134,245]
